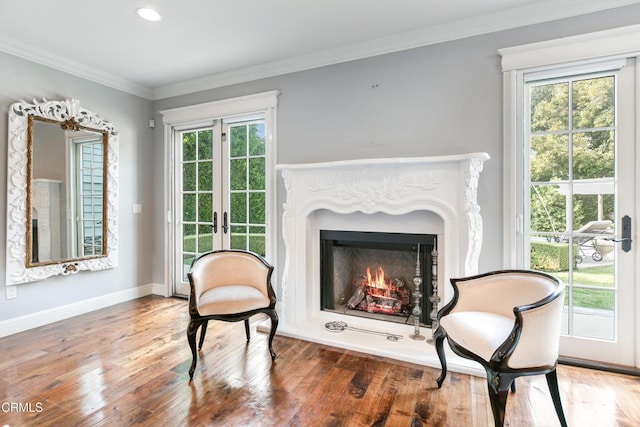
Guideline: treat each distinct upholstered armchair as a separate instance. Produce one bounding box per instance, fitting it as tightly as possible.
[186,249,278,379]
[434,270,567,427]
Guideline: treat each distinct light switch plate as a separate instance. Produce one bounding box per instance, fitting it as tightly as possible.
[6,286,17,300]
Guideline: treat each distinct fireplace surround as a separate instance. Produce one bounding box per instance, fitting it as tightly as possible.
[274,153,489,374]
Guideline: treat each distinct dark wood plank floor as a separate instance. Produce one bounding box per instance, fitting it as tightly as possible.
[1,295,638,426]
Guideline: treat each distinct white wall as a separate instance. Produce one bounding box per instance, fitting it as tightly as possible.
[151,4,640,291]
[0,52,154,324]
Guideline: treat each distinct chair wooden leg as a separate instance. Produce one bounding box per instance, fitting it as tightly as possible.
[434,327,447,388]
[198,320,208,350]
[244,319,251,341]
[511,379,516,393]
[267,309,278,361]
[187,319,203,379]
[486,371,513,427]
[546,369,568,427]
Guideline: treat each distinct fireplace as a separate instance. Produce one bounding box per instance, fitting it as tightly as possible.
[320,230,436,326]
[274,153,489,370]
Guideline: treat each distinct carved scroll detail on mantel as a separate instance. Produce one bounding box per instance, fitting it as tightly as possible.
[463,158,485,275]
[307,169,442,211]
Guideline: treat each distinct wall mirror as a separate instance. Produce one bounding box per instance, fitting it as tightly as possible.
[5,99,119,285]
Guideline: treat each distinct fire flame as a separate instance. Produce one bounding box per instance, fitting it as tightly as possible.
[365,266,392,296]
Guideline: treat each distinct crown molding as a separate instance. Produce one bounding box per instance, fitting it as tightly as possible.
[151,0,640,100]
[1,0,638,100]
[0,35,153,99]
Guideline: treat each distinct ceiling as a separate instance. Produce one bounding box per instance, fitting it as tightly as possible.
[0,0,637,100]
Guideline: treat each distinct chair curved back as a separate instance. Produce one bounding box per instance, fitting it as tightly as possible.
[508,289,564,369]
[189,250,273,308]
[447,271,561,320]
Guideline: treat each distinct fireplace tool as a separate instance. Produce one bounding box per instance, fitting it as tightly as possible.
[409,244,426,340]
[325,321,403,341]
[426,243,440,345]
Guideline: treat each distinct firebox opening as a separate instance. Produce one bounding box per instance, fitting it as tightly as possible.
[320,230,436,327]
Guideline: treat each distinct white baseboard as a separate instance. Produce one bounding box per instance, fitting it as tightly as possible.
[151,282,169,296]
[0,284,154,338]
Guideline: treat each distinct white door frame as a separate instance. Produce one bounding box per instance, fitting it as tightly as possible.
[500,26,640,367]
[159,91,279,297]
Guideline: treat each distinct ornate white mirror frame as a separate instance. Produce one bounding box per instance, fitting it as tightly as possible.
[5,98,119,285]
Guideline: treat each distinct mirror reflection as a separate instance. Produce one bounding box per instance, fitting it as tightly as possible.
[27,116,108,266]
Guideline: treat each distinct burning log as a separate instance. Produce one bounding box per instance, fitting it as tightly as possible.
[347,266,411,316]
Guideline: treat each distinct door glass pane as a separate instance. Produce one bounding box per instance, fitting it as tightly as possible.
[249,192,265,224]
[180,129,214,280]
[572,77,614,129]
[230,159,247,190]
[198,161,213,191]
[230,126,247,157]
[230,192,247,223]
[182,254,195,282]
[183,132,196,161]
[198,193,212,222]
[198,224,213,253]
[198,130,213,160]
[183,163,196,191]
[528,75,617,342]
[249,158,265,190]
[183,224,196,253]
[530,82,569,132]
[570,287,615,340]
[227,121,267,256]
[530,135,569,181]
[183,194,196,222]
[230,225,247,250]
[249,226,265,256]
[530,184,567,236]
[572,131,614,180]
[249,123,265,156]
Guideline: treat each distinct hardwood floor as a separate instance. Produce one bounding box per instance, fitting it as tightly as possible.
[1,295,638,426]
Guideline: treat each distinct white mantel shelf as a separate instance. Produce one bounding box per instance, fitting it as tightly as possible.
[276,152,490,170]
[274,152,490,375]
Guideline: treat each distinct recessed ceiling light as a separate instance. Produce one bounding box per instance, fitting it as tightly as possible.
[137,7,162,22]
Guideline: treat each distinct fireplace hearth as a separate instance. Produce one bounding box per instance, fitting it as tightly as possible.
[320,230,436,326]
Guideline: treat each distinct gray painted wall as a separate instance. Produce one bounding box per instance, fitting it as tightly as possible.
[152,4,640,290]
[1,4,639,326]
[0,53,154,321]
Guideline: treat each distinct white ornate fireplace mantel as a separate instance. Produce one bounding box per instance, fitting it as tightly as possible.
[275,152,489,373]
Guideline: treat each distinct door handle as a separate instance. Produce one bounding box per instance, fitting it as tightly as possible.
[212,212,218,233]
[605,215,632,252]
[223,212,229,234]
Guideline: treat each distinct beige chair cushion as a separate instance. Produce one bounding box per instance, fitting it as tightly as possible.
[440,311,514,362]
[197,284,271,316]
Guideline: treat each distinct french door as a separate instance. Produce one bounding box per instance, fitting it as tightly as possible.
[523,60,636,365]
[172,119,268,296]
